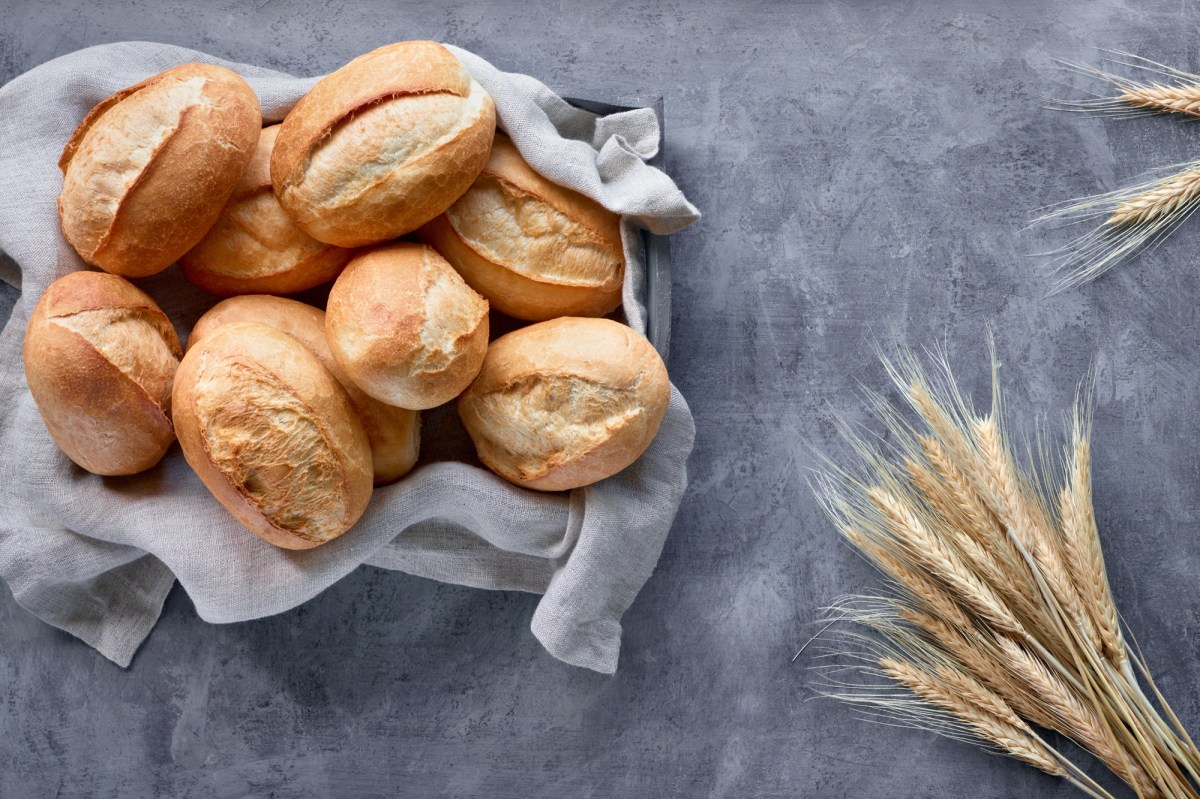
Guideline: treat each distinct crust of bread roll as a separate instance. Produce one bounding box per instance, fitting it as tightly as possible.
[173,322,372,549]
[271,41,496,247]
[458,317,669,491]
[24,271,182,475]
[189,296,420,485]
[419,134,624,321]
[326,243,489,410]
[58,63,261,278]
[180,126,355,296]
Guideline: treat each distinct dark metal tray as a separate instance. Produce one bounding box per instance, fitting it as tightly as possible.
[563,96,672,363]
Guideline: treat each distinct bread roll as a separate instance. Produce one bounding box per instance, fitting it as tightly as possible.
[326,243,489,410]
[420,134,624,321]
[458,317,669,491]
[189,296,420,485]
[173,322,372,549]
[271,41,496,247]
[58,63,261,278]
[180,126,354,296]
[24,271,181,475]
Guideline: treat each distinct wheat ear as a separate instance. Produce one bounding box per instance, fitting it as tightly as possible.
[812,344,1200,798]
[1029,160,1200,291]
[995,636,1156,796]
[914,436,1044,613]
[845,527,976,633]
[1107,166,1200,227]
[878,657,1124,799]
[973,415,1104,655]
[880,658,1066,776]
[904,458,1016,596]
[1058,418,1127,668]
[867,487,1027,639]
[1118,84,1200,117]
[1046,53,1200,119]
[1033,53,1200,289]
[897,602,1146,792]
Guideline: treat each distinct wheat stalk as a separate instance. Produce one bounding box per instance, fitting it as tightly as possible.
[810,344,1200,799]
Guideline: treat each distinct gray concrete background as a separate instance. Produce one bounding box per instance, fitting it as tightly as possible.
[2,1,1200,797]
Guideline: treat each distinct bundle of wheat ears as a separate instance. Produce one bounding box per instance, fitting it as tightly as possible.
[1033,54,1200,292]
[811,347,1200,799]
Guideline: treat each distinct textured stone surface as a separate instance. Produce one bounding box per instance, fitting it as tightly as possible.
[3,1,1200,796]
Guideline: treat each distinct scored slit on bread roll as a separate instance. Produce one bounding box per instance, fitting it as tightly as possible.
[24,271,182,475]
[188,296,420,485]
[326,243,489,410]
[173,322,373,549]
[271,40,496,247]
[420,133,625,321]
[58,63,261,278]
[180,126,355,296]
[458,317,670,491]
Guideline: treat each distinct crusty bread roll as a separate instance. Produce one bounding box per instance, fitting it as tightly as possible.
[458,317,669,491]
[271,41,496,247]
[58,63,261,278]
[180,126,354,296]
[326,243,489,410]
[188,296,420,485]
[173,322,372,549]
[420,134,624,321]
[24,271,182,475]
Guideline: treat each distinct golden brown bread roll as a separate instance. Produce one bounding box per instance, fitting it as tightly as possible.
[326,243,489,410]
[173,322,373,549]
[458,317,669,491]
[420,134,624,321]
[188,296,420,485]
[24,271,182,475]
[180,126,355,296]
[271,41,496,247]
[58,63,262,278]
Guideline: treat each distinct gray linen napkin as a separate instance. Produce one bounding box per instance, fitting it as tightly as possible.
[0,41,700,674]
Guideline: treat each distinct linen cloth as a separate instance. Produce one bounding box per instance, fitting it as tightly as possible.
[0,41,700,674]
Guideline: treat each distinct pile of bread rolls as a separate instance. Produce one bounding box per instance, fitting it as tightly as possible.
[23,41,670,551]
